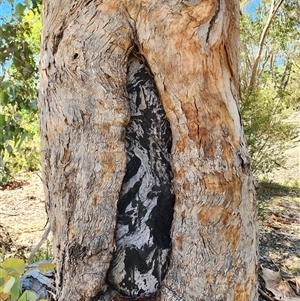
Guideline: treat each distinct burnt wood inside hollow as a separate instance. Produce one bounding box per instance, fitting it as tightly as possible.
[107,51,175,298]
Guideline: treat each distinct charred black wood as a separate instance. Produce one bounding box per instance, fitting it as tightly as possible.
[107,52,175,298]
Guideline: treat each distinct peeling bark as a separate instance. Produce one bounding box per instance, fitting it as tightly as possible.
[39,0,258,300]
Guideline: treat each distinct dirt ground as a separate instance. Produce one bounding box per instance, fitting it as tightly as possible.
[0,173,48,252]
[0,111,299,300]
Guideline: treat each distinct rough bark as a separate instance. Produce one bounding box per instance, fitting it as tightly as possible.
[129,2,258,300]
[39,1,133,299]
[39,0,258,300]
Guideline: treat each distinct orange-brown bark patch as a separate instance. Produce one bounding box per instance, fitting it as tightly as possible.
[227,176,242,207]
[183,101,198,121]
[103,1,119,14]
[62,147,69,163]
[184,0,219,25]
[101,155,117,183]
[174,167,185,182]
[197,205,223,225]
[234,281,250,301]
[175,234,185,252]
[224,224,240,252]
[221,140,233,179]
[219,207,233,226]
[200,172,226,193]
[92,196,97,207]
[182,180,191,191]
[176,135,187,152]
[187,121,200,146]
[198,127,214,156]
[101,122,111,136]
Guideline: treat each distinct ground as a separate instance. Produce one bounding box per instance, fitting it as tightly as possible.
[0,173,50,257]
[0,113,299,300]
[257,182,300,300]
[257,111,300,300]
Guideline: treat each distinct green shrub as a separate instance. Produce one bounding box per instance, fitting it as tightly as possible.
[0,248,55,301]
[0,1,41,184]
[241,88,297,175]
[0,257,47,301]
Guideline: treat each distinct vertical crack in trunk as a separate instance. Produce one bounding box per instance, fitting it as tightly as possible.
[107,49,175,298]
[206,0,221,43]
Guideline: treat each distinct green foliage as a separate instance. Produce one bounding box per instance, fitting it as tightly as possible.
[37,262,56,274]
[241,88,297,174]
[241,0,299,175]
[0,248,54,301]
[29,242,53,264]
[0,0,41,184]
[0,257,47,301]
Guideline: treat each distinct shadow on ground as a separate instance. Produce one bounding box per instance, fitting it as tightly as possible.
[257,181,300,300]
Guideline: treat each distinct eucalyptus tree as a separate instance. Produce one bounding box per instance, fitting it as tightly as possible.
[0,0,41,183]
[39,0,258,300]
[240,0,299,174]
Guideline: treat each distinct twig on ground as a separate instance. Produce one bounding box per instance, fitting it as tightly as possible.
[258,287,275,301]
[34,172,44,183]
[27,224,51,263]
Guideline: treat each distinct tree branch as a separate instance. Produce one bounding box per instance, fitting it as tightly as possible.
[248,0,285,91]
[27,224,51,263]
[258,287,275,301]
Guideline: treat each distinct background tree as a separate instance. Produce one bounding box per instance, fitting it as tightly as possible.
[240,0,299,174]
[39,0,257,300]
[0,0,41,183]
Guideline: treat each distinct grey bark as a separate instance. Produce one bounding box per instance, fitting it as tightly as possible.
[39,2,133,299]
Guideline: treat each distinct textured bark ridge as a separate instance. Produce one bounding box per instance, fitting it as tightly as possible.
[107,52,175,298]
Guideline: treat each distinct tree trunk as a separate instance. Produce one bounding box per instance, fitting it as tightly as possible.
[39,1,258,301]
